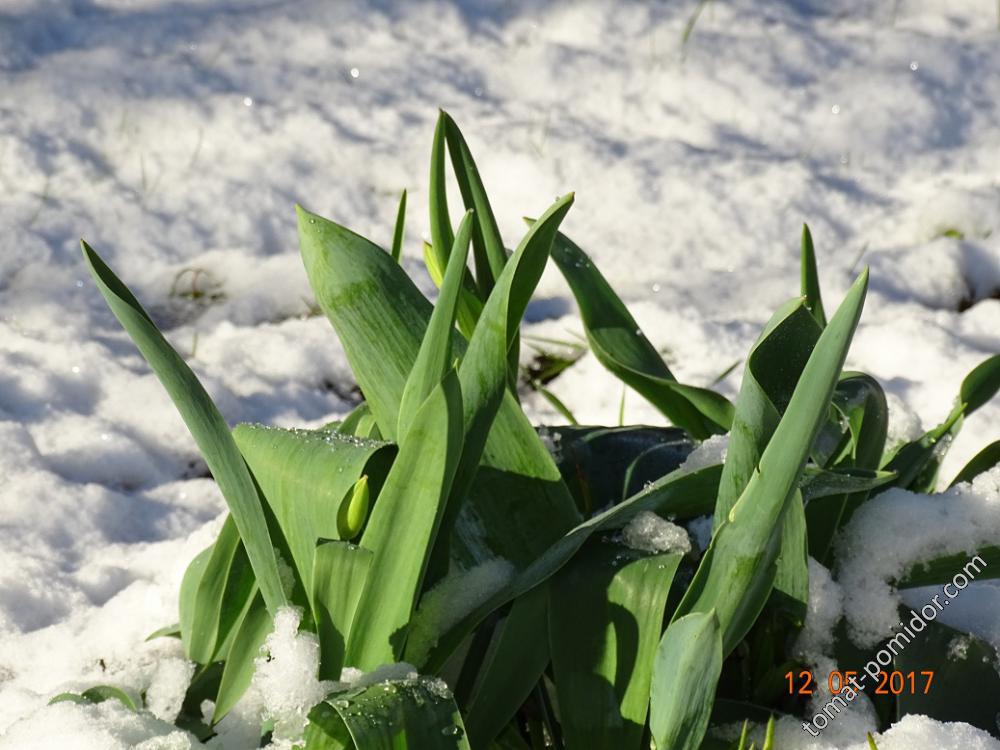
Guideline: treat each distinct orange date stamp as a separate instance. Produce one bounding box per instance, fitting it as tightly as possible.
[785,669,934,696]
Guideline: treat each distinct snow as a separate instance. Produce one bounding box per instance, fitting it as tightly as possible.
[837,467,1000,648]
[676,433,730,476]
[405,558,516,666]
[795,559,845,662]
[621,510,692,556]
[211,607,330,750]
[0,700,200,750]
[767,713,1000,750]
[144,653,196,724]
[1,0,999,748]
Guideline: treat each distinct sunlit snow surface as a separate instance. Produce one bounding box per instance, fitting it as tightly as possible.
[1,0,999,747]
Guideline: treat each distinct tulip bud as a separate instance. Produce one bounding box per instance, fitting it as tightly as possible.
[337,475,370,539]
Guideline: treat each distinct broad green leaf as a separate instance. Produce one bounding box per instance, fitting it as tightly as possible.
[674,270,868,655]
[442,114,523,394]
[50,686,139,712]
[806,373,889,565]
[429,113,455,271]
[464,587,550,749]
[213,593,270,722]
[800,224,827,327]
[653,272,868,747]
[178,516,255,664]
[298,211,434,441]
[441,110,508,298]
[209,536,258,662]
[649,610,724,750]
[549,231,733,439]
[297,207,579,574]
[800,467,896,501]
[306,676,471,750]
[313,541,373,680]
[833,373,889,471]
[334,402,369,434]
[949,439,1000,487]
[884,354,1000,492]
[178,542,213,660]
[391,189,407,262]
[429,114,483,338]
[81,242,287,615]
[896,547,1000,588]
[298,206,580,665]
[419,464,722,672]
[715,300,820,526]
[232,424,391,598]
[772,492,808,623]
[335,402,382,440]
[960,353,1000,413]
[398,210,473,441]
[302,701,353,750]
[346,370,464,670]
[549,540,682,750]
[447,194,574,514]
[713,299,821,621]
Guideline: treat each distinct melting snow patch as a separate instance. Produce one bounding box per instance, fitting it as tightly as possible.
[837,467,1000,647]
[767,712,1000,750]
[405,558,515,666]
[211,606,331,750]
[0,699,202,749]
[145,655,196,724]
[622,511,691,555]
[856,714,1000,750]
[676,434,729,476]
[795,558,845,661]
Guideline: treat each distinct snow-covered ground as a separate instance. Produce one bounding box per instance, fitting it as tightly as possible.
[1,0,998,747]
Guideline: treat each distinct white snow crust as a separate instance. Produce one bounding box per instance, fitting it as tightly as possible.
[1,1,999,747]
[622,511,692,555]
[838,467,1000,647]
[676,433,730,476]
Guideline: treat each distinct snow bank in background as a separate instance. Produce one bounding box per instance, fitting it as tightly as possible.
[622,511,692,555]
[0,0,999,747]
[838,467,1000,647]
